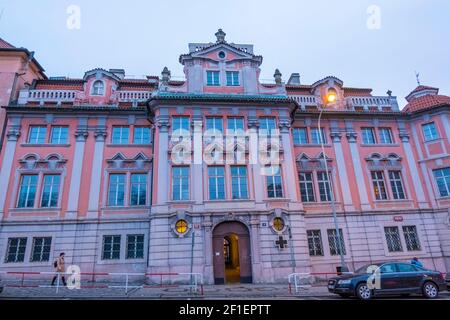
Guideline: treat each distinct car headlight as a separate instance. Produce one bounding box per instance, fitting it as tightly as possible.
[338,279,352,285]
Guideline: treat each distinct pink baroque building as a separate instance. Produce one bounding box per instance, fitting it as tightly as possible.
[0,30,449,284]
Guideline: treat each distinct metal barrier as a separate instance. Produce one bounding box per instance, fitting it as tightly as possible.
[288,272,354,294]
[0,270,204,295]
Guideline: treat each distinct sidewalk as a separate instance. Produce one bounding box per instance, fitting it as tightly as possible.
[0,284,332,299]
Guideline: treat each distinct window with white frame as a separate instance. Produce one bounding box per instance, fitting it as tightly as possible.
[17,175,38,208]
[227,117,244,134]
[311,128,327,144]
[259,117,277,135]
[266,166,283,198]
[206,117,223,134]
[28,126,47,144]
[30,237,51,262]
[327,229,346,255]
[111,126,129,144]
[50,126,69,144]
[133,127,151,144]
[379,128,393,144]
[422,122,439,142]
[402,226,421,251]
[208,166,225,200]
[108,174,126,206]
[92,80,104,95]
[299,172,315,202]
[307,230,324,256]
[384,226,403,252]
[5,237,27,263]
[226,71,239,86]
[126,234,144,259]
[433,168,450,197]
[130,173,147,206]
[206,71,220,86]
[388,171,406,200]
[361,127,376,144]
[172,166,189,201]
[172,116,190,136]
[40,175,61,208]
[231,166,248,199]
[102,235,121,260]
[371,171,388,200]
[317,172,332,202]
[293,128,308,144]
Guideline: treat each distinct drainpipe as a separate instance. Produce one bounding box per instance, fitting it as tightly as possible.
[288,226,296,273]
[190,230,195,286]
[145,109,155,271]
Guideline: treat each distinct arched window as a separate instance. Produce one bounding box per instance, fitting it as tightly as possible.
[92,80,104,95]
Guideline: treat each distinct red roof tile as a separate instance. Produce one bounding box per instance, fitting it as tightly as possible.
[403,94,450,113]
[0,37,15,49]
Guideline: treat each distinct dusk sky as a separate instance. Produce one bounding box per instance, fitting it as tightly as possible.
[0,0,449,107]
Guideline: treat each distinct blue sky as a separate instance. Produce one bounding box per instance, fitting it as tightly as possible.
[0,0,449,107]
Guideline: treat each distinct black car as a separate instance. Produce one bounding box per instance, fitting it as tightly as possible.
[328,261,446,300]
[445,273,450,290]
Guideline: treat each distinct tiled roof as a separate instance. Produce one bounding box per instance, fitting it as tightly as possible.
[35,79,85,90]
[408,85,438,95]
[151,92,293,104]
[403,94,450,113]
[0,37,15,48]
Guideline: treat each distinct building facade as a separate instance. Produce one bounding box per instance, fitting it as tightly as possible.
[0,30,449,284]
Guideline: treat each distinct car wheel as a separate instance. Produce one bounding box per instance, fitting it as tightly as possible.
[422,282,439,299]
[356,283,372,300]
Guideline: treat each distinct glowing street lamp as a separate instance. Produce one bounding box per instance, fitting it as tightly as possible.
[318,88,347,273]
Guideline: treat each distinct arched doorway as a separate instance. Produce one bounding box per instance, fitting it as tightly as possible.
[212,221,252,284]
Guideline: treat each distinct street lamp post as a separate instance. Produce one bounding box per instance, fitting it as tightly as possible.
[317,93,347,273]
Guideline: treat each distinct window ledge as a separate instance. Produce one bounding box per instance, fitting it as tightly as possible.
[294,144,331,147]
[166,200,196,204]
[21,143,71,147]
[203,199,254,203]
[264,198,290,202]
[360,143,399,147]
[107,144,152,147]
[424,138,441,143]
[437,196,450,200]
[373,199,412,204]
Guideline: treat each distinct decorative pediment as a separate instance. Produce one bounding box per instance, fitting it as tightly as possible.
[83,68,121,82]
[19,153,67,170]
[107,152,152,169]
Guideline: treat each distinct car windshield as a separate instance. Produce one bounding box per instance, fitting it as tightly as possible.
[354,264,381,274]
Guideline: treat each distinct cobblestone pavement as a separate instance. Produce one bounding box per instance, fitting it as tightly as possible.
[1,284,449,299]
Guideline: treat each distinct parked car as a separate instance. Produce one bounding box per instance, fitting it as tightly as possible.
[445,273,450,291]
[0,277,3,294]
[328,261,446,300]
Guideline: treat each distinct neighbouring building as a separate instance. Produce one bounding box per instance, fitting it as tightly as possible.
[0,30,449,284]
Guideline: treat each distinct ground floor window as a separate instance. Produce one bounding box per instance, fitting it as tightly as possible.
[327,229,346,255]
[402,225,421,251]
[31,237,52,262]
[384,226,403,252]
[126,234,144,259]
[102,235,121,260]
[5,238,27,263]
[307,230,323,256]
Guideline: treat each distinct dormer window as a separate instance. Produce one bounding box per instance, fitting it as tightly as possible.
[206,71,220,86]
[92,80,105,95]
[226,71,239,86]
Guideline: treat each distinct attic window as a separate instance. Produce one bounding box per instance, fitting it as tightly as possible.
[218,51,226,59]
[92,80,104,96]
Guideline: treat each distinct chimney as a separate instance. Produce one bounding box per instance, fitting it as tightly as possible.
[287,73,301,85]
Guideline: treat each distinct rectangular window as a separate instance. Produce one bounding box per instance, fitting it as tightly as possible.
[327,229,346,256]
[206,117,223,134]
[28,126,47,144]
[384,226,403,252]
[362,127,376,144]
[307,230,324,256]
[172,116,190,136]
[317,172,332,202]
[5,238,27,263]
[226,71,239,86]
[422,122,439,141]
[299,172,315,202]
[402,226,421,251]
[433,168,450,197]
[17,175,38,208]
[311,128,327,144]
[41,175,61,208]
[231,166,248,199]
[206,71,220,86]
[259,117,277,135]
[371,171,388,200]
[108,174,126,206]
[172,166,189,201]
[227,117,244,134]
[31,237,52,262]
[126,234,144,259]
[130,174,147,206]
[133,127,151,144]
[102,235,121,260]
[50,126,69,144]
[208,166,225,200]
[293,128,308,144]
[389,171,406,200]
[266,166,283,198]
[379,128,393,144]
[111,126,129,144]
